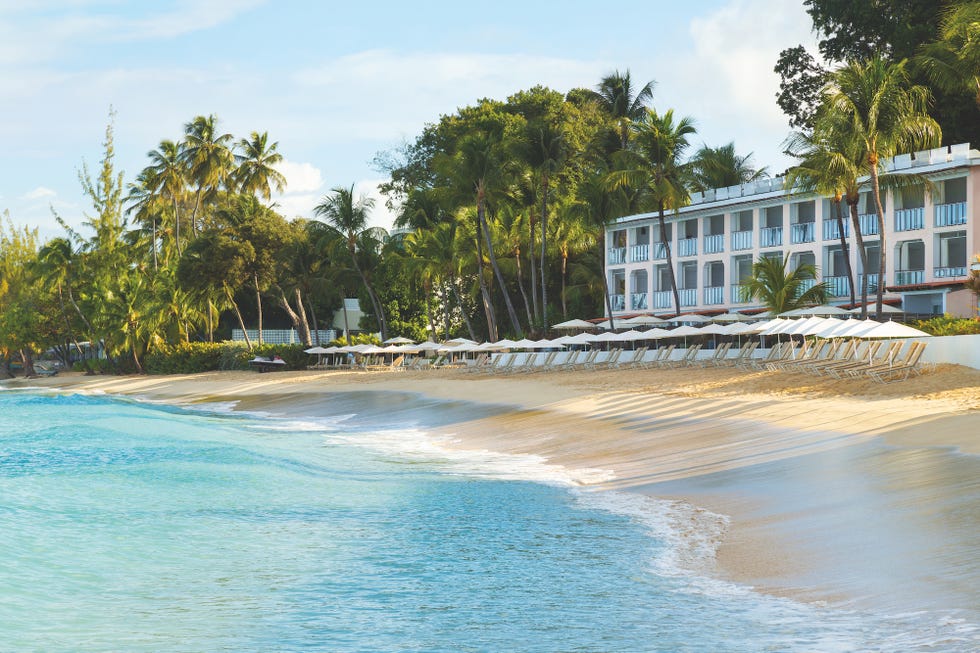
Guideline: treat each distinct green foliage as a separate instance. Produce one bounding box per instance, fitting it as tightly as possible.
[913,314,980,336]
[143,342,309,374]
[328,333,380,347]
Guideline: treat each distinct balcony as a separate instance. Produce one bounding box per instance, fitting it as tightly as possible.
[703,286,724,305]
[790,222,815,244]
[677,237,697,257]
[731,230,753,251]
[652,242,669,260]
[760,226,783,248]
[894,207,924,232]
[935,266,967,278]
[607,247,627,265]
[679,289,697,307]
[824,276,851,298]
[703,234,724,254]
[730,284,748,303]
[894,269,924,285]
[823,219,849,241]
[609,294,625,311]
[630,292,648,310]
[859,273,882,292]
[858,213,879,236]
[794,278,817,296]
[651,290,672,309]
[935,201,967,227]
[630,244,650,262]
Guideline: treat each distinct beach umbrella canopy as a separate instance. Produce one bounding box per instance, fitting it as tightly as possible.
[444,337,478,345]
[562,332,600,345]
[592,320,616,330]
[591,331,623,342]
[304,346,330,354]
[859,321,930,338]
[614,329,649,341]
[781,316,834,336]
[710,312,751,323]
[696,323,730,335]
[829,318,880,338]
[621,314,667,326]
[639,327,674,339]
[668,325,704,337]
[722,322,756,335]
[382,336,415,345]
[671,313,710,324]
[552,318,598,330]
[413,341,443,351]
[847,304,904,315]
[781,304,849,317]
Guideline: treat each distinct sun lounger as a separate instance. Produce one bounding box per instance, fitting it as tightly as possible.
[523,350,559,373]
[697,342,731,367]
[34,364,60,377]
[747,341,796,370]
[719,341,757,367]
[866,342,928,383]
[585,348,621,370]
[642,344,676,368]
[557,349,582,370]
[366,355,405,371]
[823,341,895,379]
[801,339,857,374]
[616,347,649,369]
[484,352,517,375]
[777,339,838,372]
[663,343,702,368]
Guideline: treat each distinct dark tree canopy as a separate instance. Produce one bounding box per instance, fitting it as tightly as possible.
[774,46,830,131]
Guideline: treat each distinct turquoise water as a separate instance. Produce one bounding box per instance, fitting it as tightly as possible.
[0,389,975,652]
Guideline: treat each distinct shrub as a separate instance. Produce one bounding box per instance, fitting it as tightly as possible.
[143,342,310,374]
[913,314,980,336]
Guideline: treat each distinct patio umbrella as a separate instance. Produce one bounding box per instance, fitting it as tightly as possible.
[710,312,752,323]
[859,321,930,338]
[445,337,478,345]
[562,332,600,345]
[593,320,615,330]
[829,319,881,338]
[847,304,904,315]
[304,346,330,354]
[672,313,710,324]
[552,318,598,330]
[413,341,443,352]
[621,314,667,326]
[382,336,415,345]
[781,304,849,317]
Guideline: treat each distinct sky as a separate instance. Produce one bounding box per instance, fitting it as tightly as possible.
[0,0,821,241]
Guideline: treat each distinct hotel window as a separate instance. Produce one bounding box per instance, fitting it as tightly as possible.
[936,230,967,271]
[679,261,698,289]
[732,210,753,232]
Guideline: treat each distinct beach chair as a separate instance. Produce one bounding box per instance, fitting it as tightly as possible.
[555,349,581,370]
[697,342,731,367]
[616,346,648,369]
[642,344,676,368]
[768,339,822,371]
[778,339,837,372]
[822,341,892,378]
[866,342,928,383]
[587,348,621,370]
[460,353,491,373]
[523,350,558,373]
[664,343,702,368]
[508,352,541,374]
[718,341,757,367]
[486,353,517,375]
[747,341,795,370]
[801,339,856,375]
[540,350,572,371]
[840,340,907,379]
[367,355,404,371]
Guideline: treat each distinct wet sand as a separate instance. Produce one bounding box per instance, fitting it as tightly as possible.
[5,363,979,617]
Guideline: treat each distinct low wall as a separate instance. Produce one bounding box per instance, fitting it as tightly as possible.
[915,333,980,370]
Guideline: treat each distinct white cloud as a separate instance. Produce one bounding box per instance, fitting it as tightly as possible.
[21,186,56,200]
[273,160,322,194]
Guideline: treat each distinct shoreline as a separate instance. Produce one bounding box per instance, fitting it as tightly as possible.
[4,364,979,615]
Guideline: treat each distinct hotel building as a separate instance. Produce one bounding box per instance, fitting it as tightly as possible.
[605,143,980,318]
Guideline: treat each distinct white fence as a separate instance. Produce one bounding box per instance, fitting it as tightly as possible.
[230,329,337,345]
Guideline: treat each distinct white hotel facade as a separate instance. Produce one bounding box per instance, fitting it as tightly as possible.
[605,143,980,319]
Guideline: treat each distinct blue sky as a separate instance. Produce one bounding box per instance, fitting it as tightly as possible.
[1,0,819,240]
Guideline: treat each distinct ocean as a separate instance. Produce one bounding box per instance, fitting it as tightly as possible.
[0,388,975,652]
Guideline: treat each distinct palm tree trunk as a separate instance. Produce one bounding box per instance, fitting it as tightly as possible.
[561,249,568,320]
[424,279,438,341]
[172,198,181,257]
[277,286,312,346]
[658,207,681,316]
[529,208,539,323]
[514,245,534,327]
[833,198,856,307]
[870,165,887,318]
[340,291,352,345]
[254,274,263,346]
[474,230,498,341]
[440,283,451,340]
[226,285,252,351]
[478,193,522,337]
[151,216,158,272]
[350,254,388,340]
[598,231,616,330]
[540,174,549,331]
[847,200,870,318]
[306,296,320,344]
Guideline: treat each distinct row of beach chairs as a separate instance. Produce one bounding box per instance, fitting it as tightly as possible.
[750,338,928,383]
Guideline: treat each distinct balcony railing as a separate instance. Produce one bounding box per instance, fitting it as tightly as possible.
[607,247,627,265]
[679,288,697,307]
[823,219,849,241]
[651,290,672,309]
[703,233,724,254]
[859,273,882,292]
[858,213,879,236]
[609,293,625,311]
[703,286,724,305]
[795,278,817,296]
[760,226,783,248]
[652,242,668,260]
[730,284,747,303]
[824,276,851,298]
[894,269,925,285]
[894,207,924,232]
[677,237,697,257]
[731,230,753,251]
[935,201,967,227]
[935,266,967,278]
[629,244,649,262]
[790,222,815,244]
[630,292,648,310]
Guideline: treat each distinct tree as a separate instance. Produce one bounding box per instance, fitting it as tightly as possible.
[609,108,697,316]
[144,139,187,256]
[915,2,980,109]
[739,255,828,314]
[234,131,287,201]
[182,114,235,237]
[590,70,655,150]
[774,46,830,131]
[819,56,942,317]
[313,185,390,340]
[687,142,768,192]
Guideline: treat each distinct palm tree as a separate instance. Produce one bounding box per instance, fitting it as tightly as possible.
[182,114,235,236]
[145,139,187,256]
[915,2,980,109]
[819,56,941,317]
[313,185,390,340]
[591,70,655,149]
[687,142,768,192]
[609,108,697,316]
[739,255,828,314]
[234,131,287,201]
[783,131,857,307]
[550,204,592,321]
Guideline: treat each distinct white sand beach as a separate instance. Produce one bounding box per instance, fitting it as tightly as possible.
[7,363,980,613]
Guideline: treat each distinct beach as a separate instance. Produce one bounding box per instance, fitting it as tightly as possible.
[7,363,980,618]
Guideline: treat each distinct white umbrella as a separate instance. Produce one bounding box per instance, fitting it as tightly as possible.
[781,316,834,336]
[562,332,600,345]
[445,337,478,345]
[639,327,674,339]
[304,346,330,354]
[697,323,730,335]
[829,318,881,338]
[614,329,648,341]
[710,312,752,323]
[669,325,705,337]
[591,331,623,342]
[722,322,756,335]
[593,319,615,330]
[859,321,930,338]
[382,336,415,345]
[847,304,904,315]
[800,317,845,338]
[781,304,849,317]
[622,314,667,326]
[552,318,598,330]
[414,341,443,352]
[672,313,710,324]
